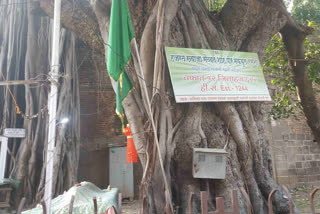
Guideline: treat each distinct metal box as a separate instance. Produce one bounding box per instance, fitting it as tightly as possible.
[109,147,134,199]
[193,148,228,179]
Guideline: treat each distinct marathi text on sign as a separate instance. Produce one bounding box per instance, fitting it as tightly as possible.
[165,47,271,103]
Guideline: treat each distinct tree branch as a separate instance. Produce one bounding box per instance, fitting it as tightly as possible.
[280,23,320,143]
[39,0,104,54]
[220,0,288,52]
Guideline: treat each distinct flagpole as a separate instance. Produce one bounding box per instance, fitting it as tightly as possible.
[133,38,174,213]
[44,0,61,213]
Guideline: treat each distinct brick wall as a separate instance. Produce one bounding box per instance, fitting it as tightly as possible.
[76,41,142,196]
[271,134,320,185]
[77,41,122,137]
[270,118,320,186]
[265,64,320,186]
[80,89,122,137]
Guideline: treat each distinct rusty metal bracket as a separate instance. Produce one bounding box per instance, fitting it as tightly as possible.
[310,186,320,214]
[201,191,209,214]
[201,190,239,214]
[189,192,194,214]
[93,197,98,214]
[268,189,277,214]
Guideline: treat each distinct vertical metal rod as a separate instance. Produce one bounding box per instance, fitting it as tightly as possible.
[188,192,194,214]
[201,191,208,214]
[93,197,98,214]
[268,189,277,214]
[215,197,225,214]
[310,186,320,214]
[281,185,294,214]
[44,0,61,213]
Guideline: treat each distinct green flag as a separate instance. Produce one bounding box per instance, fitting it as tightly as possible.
[107,0,134,131]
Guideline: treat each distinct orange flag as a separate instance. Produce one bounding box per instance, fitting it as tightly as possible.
[124,125,138,163]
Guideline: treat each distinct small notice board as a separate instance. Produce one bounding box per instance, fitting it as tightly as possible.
[165,47,271,103]
[3,128,26,138]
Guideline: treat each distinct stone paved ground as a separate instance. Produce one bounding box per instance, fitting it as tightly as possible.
[121,199,140,214]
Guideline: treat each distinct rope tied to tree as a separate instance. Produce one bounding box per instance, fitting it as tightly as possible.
[0,70,22,115]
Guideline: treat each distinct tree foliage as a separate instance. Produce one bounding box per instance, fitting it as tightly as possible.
[292,0,320,24]
[202,0,227,12]
[263,34,301,119]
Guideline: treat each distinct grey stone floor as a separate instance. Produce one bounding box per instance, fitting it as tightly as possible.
[121,200,140,214]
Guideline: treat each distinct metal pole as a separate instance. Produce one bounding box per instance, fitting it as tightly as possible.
[44,0,61,213]
[133,38,174,214]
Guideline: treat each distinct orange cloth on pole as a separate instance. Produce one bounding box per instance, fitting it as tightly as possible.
[124,125,138,163]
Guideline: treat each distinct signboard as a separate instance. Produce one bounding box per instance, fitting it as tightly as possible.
[165,47,271,103]
[0,136,8,182]
[4,128,26,138]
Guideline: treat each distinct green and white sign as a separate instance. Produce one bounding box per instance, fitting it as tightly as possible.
[165,47,271,103]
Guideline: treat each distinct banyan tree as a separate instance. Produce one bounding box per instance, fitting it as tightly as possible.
[0,0,317,213]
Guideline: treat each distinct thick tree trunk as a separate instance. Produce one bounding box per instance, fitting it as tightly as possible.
[86,0,296,213]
